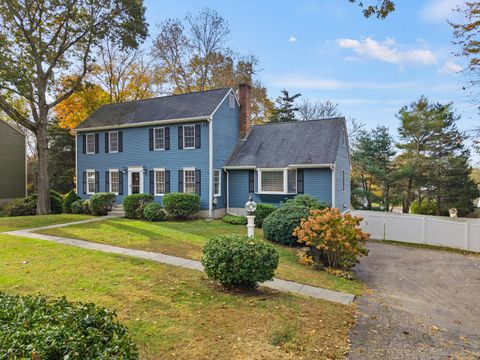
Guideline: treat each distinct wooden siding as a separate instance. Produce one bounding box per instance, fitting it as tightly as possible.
[0,121,26,199]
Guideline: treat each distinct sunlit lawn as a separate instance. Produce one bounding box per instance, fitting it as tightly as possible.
[0,235,354,359]
[38,218,364,295]
[0,214,94,232]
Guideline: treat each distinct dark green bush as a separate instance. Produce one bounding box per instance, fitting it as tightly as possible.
[201,234,279,289]
[89,193,116,216]
[222,215,247,225]
[5,191,63,216]
[0,292,138,359]
[143,202,166,222]
[282,194,326,210]
[254,203,277,228]
[123,194,154,219]
[82,200,91,215]
[163,193,200,219]
[71,199,86,214]
[63,190,80,213]
[262,204,311,246]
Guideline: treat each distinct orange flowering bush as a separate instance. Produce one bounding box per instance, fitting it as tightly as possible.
[293,208,369,270]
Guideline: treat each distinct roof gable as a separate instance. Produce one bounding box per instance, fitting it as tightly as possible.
[76,88,232,130]
[226,118,347,168]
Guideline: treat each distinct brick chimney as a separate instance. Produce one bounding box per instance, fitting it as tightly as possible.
[238,83,251,139]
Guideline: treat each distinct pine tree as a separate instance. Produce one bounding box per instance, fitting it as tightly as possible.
[268,89,301,123]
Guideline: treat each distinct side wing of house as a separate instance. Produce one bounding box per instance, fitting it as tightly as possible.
[0,121,26,201]
[334,126,351,213]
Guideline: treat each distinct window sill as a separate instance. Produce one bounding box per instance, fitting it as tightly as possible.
[86,152,95,155]
[257,191,298,195]
[109,150,118,154]
[183,147,196,150]
[154,194,165,197]
[153,148,165,151]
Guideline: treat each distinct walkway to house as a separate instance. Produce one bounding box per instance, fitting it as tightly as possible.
[3,217,355,306]
[349,241,480,359]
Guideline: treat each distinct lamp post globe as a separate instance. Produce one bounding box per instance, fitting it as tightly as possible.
[245,195,256,238]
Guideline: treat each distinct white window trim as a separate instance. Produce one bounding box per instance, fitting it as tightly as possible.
[257,168,298,195]
[154,168,166,196]
[213,169,221,197]
[127,166,144,195]
[183,167,196,193]
[108,131,119,153]
[153,127,165,151]
[86,169,96,195]
[86,134,95,154]
[109,169,120,195]
[183,124,196,150]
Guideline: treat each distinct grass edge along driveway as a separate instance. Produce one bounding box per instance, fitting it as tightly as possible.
[36,217,364,296]
[0,234,355,359]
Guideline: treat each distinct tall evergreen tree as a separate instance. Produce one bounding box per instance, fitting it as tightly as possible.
[268,89,301,123]
[48,119,75,194]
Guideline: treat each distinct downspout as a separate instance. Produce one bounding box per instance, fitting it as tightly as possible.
[226,169,230,214]
[208,118,213,218]
[331,164,336,208]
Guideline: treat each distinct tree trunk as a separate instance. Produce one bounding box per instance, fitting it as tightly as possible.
[36,120,51,215]
[403,177,413,213]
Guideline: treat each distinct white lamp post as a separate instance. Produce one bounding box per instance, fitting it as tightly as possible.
[245,195,257,238]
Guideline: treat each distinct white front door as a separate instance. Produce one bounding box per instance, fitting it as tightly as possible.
[128,167,144,195]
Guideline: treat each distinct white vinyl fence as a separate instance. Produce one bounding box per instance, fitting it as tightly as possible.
[352,211,480,253]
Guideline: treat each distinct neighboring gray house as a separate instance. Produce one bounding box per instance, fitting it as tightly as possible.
[75,84,351,218]
[0,120,26,202]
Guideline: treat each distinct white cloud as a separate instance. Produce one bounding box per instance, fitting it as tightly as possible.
[440,60,463,74]
[289,36,297,43]
[420,0,462,23]
[336,37,437,66]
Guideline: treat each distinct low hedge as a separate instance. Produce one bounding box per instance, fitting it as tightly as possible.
[71,199,86,214]
[63,190,80,213]
[0,292,138,359]
[89,192,116,216]
[163,193,200,219]
[201,234,279,289]
[222,215,247,225]
[254,203,277,228]
[143,203,166,222]
[123,194,154,219]
[262,204,311,246]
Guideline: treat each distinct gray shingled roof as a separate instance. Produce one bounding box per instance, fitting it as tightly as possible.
[226,118,346,168]
[76,88,231,130]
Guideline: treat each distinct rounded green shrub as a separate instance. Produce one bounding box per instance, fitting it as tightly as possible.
[282,194,326,210]
[123,194,154,219]
[254,203,277,228]
[71,199,86,214]
[143,202,166,222]
[0,292,138,359]
[201,234,279,289]
[262,204,311,246]
[82,200,91,215]
[89,192,116,216]
[222,215,247,225]
[163,193,200,219]
[63,190,80,213]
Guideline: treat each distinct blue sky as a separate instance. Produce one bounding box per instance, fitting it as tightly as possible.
[145,0,479,161]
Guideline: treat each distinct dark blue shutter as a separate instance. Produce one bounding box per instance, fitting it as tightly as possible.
[195,124,201,149]
[82,134,86,154]
[94,134,99,154]
[178,170,183,192]
[118,131,123,152]
[297,169,304,194]
[105,133,109,153]
[178,126,183,149]
[149,170,155,195]
[165,127,170,150]
[195,170,201,195]
[248,170,255,193]
[82,172,86,194]
[118,172,124,195]
[105,171,109,192]
[94,171,99,192]
[149,128,154,151]
[165,170,170,193]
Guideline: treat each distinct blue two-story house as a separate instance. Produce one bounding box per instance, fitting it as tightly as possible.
[75,84,351,218]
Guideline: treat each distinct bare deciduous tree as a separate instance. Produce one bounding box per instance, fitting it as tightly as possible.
[297,100,341,121]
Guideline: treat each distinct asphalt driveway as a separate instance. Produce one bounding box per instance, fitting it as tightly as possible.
[349,241,480,359]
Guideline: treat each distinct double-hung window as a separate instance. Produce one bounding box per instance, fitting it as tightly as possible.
[183,125,195,149]
[109,132,119,153]
[110,170,119,194]
[86,134,96,154]
[154,127,165,150]
[155,169,166,195]
[214,169,221,197]
[184,168,196,194]
[258,169,297,194]
[87,170,96,194]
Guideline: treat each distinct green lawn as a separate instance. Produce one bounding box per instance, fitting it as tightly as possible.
[0,214,94,232]
[38,218,364,295]
[0,235,354,359]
